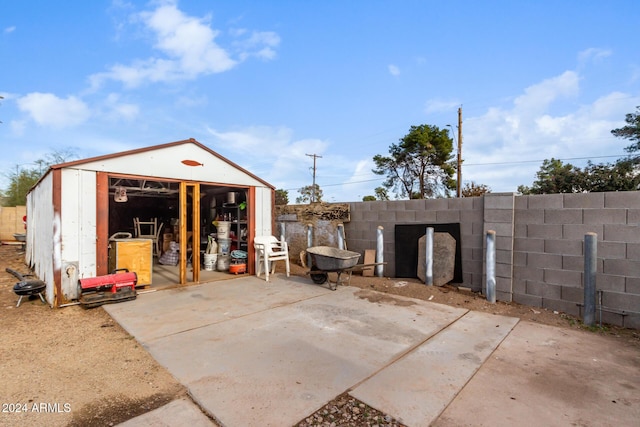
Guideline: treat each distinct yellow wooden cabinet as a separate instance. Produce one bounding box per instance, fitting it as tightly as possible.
[108,238,153,286]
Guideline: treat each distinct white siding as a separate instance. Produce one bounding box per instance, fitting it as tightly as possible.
[254,187,273,237]
[60,169,97,300]
[26,173,55,305]
[75,143,267,187]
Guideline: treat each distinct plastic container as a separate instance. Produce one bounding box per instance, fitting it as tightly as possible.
[203,253,218,271]
[216,221,230,239]
[217,255,230,271]
[217,238,231,255]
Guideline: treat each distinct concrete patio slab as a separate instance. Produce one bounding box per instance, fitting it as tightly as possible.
[117,398,215,427]
[432,320,640,427]
[350,310,519,426]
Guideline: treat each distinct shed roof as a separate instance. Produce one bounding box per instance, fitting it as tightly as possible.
[34,138,274,190]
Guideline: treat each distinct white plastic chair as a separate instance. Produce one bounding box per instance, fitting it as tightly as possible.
[254,236,290,282]
[134,218,162,257]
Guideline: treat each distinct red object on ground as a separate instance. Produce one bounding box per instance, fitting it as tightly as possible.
[79,270,137,294]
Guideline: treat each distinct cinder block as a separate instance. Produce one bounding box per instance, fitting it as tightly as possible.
[561,285,584,303]
[624,313,640,329]
[496,276,512,294]
[584,208,626,225]
[472,247,483,261]
[514,196,527,209]
[527,252,562,269]
[525,280,544,297]
[514,237,544,252]
[414,210,437,222]
[562,254,584,272]
[603,259,640,277]
[528,194,563,209]
[514,265,544,282]
[527,224,563,239]
[604,224,640,243]
[513,278,526,294]
[628,209,640,224]
[543,209,583,225]
[484,193,515,210]
[596,273,626,292]
[563,192,604,209]
[513,292,542,308]
[496,262,513,278]
[378,210,397,222]
[602,290,640,312]
[605,191,640,209]
[484,208,514,223]
[513,251,527,266]
[542,298,580,316]
[363,210,379,222]
[514,223,527,238]
[626,277,640,294]
[515,208,544,224]
[563,224,603,240]
[496,290,513,302]
[544,239,583,256]
[472,196,485,210]
[396,210,416,222]
[424,198,448,211]
[496,235,514,250]
[460,209,482,224]
[436,209,460,223]
[485,222,514,237]
[544,268,582,287]
[598,241,627,259]
[541,283,562,299]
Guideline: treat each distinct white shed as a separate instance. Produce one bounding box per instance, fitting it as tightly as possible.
[26,139,275,307]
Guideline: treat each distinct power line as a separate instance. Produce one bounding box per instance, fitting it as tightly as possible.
[464,154,627,167]
[305,153,322,202]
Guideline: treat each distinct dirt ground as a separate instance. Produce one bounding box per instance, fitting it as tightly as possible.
[1,244,638,427]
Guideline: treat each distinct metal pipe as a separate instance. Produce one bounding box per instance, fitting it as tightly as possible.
[306,223,313,268]
[583,232,597,327]
[486,230,496,303]
[337,223,345,250]
[375,226,384,277]
[279,222,285,243]
[425,227,434,286]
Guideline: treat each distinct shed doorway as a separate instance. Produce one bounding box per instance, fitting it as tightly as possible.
[103,174,251,288]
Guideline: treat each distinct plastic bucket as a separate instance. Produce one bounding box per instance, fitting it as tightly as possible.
[217,254,230,271]
[216,221,230,239]
[217,238,231,255]
[203,253,218,271]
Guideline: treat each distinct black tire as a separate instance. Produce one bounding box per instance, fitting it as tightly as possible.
[310,272,328,284]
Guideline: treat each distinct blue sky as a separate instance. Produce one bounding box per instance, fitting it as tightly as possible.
[1,0,639,202]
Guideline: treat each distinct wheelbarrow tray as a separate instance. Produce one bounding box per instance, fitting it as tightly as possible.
[306,246,361,271]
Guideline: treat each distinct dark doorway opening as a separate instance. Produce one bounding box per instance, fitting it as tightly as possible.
[394,223,463,282]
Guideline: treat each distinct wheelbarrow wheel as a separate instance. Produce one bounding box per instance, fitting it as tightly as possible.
[310,272,328,284]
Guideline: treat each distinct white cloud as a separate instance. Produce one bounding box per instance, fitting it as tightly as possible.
[388,64,400,76]
[4,26,16,34]
[462,70,639,192]
[103,93,139,121]
[17,92,91,128]
[89,1,279,90]
[578,48,612,65]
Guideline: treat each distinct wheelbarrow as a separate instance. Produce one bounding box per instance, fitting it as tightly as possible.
[306,246,361,290]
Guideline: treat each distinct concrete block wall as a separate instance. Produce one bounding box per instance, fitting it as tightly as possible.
[346,198,483,289]
[282,190,639,328]
[513,192,640,328]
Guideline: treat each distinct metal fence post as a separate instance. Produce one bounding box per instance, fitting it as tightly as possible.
[584,232,597,327]
[337,223,345,250]
[375,226,384,277]
[486,230,496,304]
[306,223,313,268]
[425,227,434,286]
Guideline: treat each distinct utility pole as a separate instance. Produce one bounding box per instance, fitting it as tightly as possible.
[457,107,463,198]
[305,153,322,202]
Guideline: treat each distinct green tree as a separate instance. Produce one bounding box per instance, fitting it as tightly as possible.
[582,160,640,192]
[461,181,491,197]
[611,105,640,158]
[372,124,455,199]
[374,186,390,200]
[1,148,78,206]
[296,184,323,204]
[517,158,584,195]
[362,195,376,201]
[275,189,289,205]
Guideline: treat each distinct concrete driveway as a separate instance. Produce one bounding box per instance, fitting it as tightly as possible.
[106,275,639,427]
